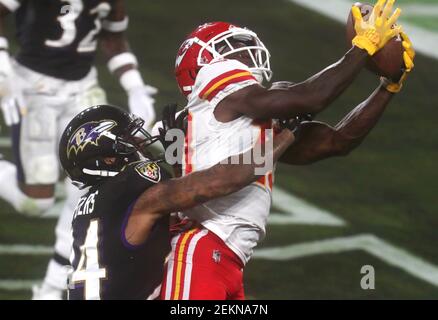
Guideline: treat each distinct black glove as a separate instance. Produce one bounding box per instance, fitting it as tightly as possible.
[157,103,188,150]
[278,114,313,134]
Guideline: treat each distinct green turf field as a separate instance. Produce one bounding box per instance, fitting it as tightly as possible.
[399,0,438,32]
[0,0,437,300]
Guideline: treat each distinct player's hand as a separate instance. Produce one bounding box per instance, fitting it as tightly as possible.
[158,103,188,150]
[0,50,26,126]
[0,78,26,127]
[1,90,26,126]
[0,50,13,88]
[352,0,402,56]
[158,104,188,177]
[127,84,158,130]
[381,32,415,93]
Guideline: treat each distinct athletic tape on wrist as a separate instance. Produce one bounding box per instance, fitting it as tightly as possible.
[0,37,9,50]
[107,52,138,73]
[102,17,129,33]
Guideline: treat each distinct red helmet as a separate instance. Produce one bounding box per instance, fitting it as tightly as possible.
[175,22,272,97]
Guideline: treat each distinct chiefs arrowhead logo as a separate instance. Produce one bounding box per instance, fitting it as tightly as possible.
[175,38,195,68]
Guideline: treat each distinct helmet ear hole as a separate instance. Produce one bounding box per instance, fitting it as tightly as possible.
[103,157,116,165]
[189,69,198,81]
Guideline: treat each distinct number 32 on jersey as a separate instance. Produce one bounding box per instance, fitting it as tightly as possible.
[45,0,111,53]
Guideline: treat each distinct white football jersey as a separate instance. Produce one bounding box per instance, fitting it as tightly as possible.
[181,59,274,264]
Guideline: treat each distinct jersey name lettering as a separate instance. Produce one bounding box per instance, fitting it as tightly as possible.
[74,190,99,218]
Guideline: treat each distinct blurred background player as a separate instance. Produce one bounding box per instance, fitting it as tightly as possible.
[160,0,414,300]
[0,0,157,299]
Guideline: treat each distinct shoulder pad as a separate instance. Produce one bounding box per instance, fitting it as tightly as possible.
[194,59,256,101]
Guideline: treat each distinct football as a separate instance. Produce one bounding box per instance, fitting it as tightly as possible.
[346,2,404,81]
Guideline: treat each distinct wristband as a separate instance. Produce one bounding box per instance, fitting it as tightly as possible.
[0,37,9,50]
[107,52,138,73]
[102,17,129,33]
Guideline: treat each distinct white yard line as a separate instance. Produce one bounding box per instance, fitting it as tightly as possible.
[3,233,438,291]
[254,234,438,287]
[0,245,49,291]
[0,244,53,255]
[402,4,438,16]
[270,187,346,226]
[287,0,438,60]
[0,137,11,148]
[0,280,40,291]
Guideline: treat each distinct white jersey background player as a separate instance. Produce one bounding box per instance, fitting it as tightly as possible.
[159,10,406,300]
[0,0,157,299]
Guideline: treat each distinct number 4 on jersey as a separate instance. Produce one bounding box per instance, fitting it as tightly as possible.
[70,219,106,300]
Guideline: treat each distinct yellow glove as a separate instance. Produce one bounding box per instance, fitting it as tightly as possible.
[382,32,415,93]
[352,0,402,56]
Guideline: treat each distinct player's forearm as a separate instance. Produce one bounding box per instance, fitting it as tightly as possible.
[333,83,393,152]
[200,129,294,199]
[298,46,368,113]
[100,31,156,119]
[168,129,294,211]
[98,0,143,86]
[100,32,136,77]
[279,121,337,165]
[0,4,11,39]
[241,47,368,120]
[0,16,4,38]
[279,82,393,165]
[140,129,295,215]
[100,32,129,58]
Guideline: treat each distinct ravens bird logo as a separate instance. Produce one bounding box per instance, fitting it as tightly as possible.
[67,120,117,158]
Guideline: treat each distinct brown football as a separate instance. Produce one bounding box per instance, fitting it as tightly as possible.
[346,2,404,81]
